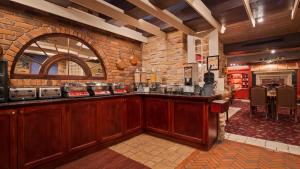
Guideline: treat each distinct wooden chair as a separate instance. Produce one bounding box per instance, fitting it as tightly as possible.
[250,86,268,119]
[276,86,298,122]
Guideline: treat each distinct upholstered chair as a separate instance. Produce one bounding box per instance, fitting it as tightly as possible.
[250,86,268,119]
[276,86,297,122]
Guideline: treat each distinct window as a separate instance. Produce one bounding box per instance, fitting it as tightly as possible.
[12,34,106,80]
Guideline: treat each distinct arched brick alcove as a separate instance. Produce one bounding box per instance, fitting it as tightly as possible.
[1,6,141,87]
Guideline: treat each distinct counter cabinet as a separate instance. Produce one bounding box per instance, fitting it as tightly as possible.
[0,109,17,169]
[0,94,218,169]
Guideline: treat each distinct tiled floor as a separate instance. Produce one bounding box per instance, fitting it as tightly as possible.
[178,140,300,169]
[227,107,241,118]
[57,149,149,169]
[225,100,300,156]
[225,132,300,155]
[110,134,196,169]
[57,134,300,169]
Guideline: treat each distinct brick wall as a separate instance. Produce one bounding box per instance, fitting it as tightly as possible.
[142,31,213,85]
[142,31,191,84]
[0,6,142,87]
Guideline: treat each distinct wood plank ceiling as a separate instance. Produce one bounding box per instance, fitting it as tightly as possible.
[95,0,298,44]
[8,0,300,46]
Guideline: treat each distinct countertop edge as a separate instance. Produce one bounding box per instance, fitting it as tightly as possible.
[0,93,221,108]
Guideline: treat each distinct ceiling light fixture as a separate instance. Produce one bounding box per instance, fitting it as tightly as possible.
[260,55,284,64]
[257,17,264,23]
[271,49,276,54]
[220,25,226,34]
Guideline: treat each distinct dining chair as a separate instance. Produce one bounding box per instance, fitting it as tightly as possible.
[250,86,268,119]
[276,86,298,122]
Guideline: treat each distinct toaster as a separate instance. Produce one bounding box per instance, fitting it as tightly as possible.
[9,88,37,101]
[38,87,62,99]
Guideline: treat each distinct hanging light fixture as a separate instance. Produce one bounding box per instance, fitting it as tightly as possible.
[260,55,284,64]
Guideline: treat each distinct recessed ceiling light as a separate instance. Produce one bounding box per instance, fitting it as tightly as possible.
[257,17,264,23]
[271,49,276,54]
[221,25,226,34]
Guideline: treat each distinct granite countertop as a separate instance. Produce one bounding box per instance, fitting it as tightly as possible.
[0,93,221,108]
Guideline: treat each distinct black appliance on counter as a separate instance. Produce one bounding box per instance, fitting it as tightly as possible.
[86,82,111,96]
[0,56,9,102]
[61,82,90,98]
[9,88,37,101]
[110,82,127,95]
[38,87,62,99]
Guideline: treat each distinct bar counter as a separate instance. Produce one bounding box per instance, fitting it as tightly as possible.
[0,93,220,169]
[0,93,219,108]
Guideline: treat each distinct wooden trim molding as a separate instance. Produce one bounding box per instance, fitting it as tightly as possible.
[185,0,222,32]
[291,0,300,20]
[39,54,92,77]
[242,0,256,27]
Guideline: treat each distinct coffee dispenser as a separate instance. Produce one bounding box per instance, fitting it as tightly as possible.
[0,49,8,102]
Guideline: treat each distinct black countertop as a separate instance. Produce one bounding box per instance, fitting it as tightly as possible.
[0,93,221,108]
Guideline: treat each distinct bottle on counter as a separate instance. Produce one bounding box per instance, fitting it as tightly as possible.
[156,69,161,83]
[134,69,141,83]
[150,67,157,83]
[140,68,147,84]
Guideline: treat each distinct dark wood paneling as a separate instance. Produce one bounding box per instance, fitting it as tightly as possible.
[67,101,97,152]
[172,101,204,143]
[99,98,126,142]
[126,96,142,134]
[18,104,66,169]
[0,109,17,169]
[224,32,300,55]
[144,97,170,134]
[222,9,300,44]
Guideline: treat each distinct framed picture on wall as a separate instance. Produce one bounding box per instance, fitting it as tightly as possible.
[207,55,219,70]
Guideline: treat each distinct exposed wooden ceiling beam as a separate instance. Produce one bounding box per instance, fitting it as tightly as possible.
[70,0,166,37]
[291,0,300,20]
[126,0,195,35]
[184,0,223,33]
[45,0,70,7]
[224,32,300,55]
[242,0,255,27]
[226,46,300,57]
[10,0,148,42]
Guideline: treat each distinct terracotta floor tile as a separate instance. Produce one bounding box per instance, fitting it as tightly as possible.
[177,140,300,169]
[109,134,196,169]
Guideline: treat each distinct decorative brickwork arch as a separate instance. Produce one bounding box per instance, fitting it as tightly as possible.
[9,30,108,80]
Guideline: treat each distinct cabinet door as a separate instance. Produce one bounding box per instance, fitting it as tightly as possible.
[126,96,142,134]
[0,109,17,169]
[67,101,97,152]
[144,97,170,134]
[18,104,66,169]
[172,101,204,143]
[99,98,126,142]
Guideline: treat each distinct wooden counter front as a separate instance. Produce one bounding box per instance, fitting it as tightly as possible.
[0,94,219,169]
[143,95,219,150]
